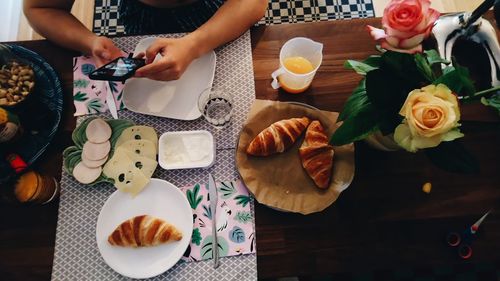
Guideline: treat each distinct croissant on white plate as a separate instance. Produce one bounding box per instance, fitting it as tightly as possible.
[299,120,334,189]
[108,215,182,247]
[246,117,310,156]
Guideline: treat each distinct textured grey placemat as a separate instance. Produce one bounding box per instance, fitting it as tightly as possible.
[51,32,257,281]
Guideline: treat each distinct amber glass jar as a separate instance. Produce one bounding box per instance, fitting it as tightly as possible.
[14,170,59,204]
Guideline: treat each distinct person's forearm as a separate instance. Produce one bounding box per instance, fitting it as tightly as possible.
[24,7,96,54]
[187,0,267,57]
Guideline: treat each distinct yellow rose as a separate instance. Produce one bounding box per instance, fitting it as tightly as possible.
[394,84,464,152]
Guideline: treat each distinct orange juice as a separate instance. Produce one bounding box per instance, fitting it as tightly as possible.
[283,56,314,74]
[279,56,315,94]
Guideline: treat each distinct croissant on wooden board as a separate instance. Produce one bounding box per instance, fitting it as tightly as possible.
[299,120,334,189]
[246,117,311,156]
[108,215,182,247]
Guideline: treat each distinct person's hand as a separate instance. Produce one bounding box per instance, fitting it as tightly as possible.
[135,37,198,81]
[89,36,123,67]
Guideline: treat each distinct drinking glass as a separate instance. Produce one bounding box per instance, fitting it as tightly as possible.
[197,87,233,129]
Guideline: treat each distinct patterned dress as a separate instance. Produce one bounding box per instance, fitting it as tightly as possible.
[119,0,225,35]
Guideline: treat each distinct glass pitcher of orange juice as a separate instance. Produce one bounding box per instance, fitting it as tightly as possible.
[271,37,323,94]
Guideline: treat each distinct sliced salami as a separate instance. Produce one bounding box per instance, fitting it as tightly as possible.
[81,152,109,168]
[82,140,111,161]
[73,162,102,184]
[86,118,112,144]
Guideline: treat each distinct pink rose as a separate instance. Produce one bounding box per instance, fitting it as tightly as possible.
[367,0,440,54]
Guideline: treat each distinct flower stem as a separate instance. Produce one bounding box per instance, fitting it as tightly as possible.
[461,86,500,103]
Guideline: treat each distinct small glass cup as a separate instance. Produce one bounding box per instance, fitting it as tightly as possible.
[197,87,233,129]
[14,170,59,204]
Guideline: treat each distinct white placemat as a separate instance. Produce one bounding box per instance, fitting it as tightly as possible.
[51,31,257,281]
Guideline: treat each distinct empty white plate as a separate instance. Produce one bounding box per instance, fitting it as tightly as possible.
[96,178,193,279]
[123,37,216,120]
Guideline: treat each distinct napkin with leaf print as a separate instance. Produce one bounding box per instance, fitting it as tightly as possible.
[179,180,256,263]
[72,56,126,116]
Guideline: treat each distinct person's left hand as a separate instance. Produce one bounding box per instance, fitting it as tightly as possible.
[135,37,198,81]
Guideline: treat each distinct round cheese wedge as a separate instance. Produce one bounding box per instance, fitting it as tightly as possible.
[83,140,111,161]
[73,161,102,184]
[86,118,112,144]
[81,153,109,168]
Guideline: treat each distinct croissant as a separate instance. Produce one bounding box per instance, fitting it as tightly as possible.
[108,215,182,247]
[299,120,334,189]
[246,117,311,156]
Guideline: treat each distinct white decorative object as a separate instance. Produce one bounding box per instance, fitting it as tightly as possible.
[432,0,500,87]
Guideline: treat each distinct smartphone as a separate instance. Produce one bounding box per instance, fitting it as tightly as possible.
[89,57,145,82]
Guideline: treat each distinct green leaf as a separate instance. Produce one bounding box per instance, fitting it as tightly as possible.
[86,98,103,113]
[380,51,426,87]
[234,195,251,208]
[434,65,475,97]
[330,104,380,145]
[73,91,88,102]
[363,55,382,67]
[424,49,450,65]
[365,68,409,134]
[424,141,480,174]
[481,94,500,115]
[234,211,252,224]
[187,184,203,209]
[202,204,212,219]
[219,182,236,199]
[73,79,90,89]
[108,81,118,93]
[338,79,370,121]
[191,228,202,246]
[344,60,377,75]
[414,53,434,82]
[201,236,228,260]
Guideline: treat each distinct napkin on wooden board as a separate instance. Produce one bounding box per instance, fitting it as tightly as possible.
[236,99,355,215]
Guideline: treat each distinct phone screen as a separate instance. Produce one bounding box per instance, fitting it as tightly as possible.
[89,57,145,81]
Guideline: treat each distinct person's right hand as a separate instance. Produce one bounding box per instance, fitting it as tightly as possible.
[89,36,122,67]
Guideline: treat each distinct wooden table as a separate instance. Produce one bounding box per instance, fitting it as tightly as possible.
[1,16,500,280]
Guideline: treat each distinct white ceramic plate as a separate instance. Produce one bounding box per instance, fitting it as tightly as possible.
[123,37,216,120]
[96,178,193,279]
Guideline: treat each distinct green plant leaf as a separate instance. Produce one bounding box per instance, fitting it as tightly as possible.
[191,228,202,246]
[365,68,409,134]
[108,81,118,93]
[202,204,212,219]
[424,49,450,65]
[330,104,380,145]
[344,60,377,75]
[187,184,203,209]
[338,79,371,121]
[424,141,480,174]
[434,65,475,97]
[481,94,500,115]
[219,182,236,199]
[73,91,88,102]
[201,236,228,259]
[73,79,90,89]
[414,53,434,82]
[380,51,426,87]
[234,211,252,224]
[86,98,103,113]
[234,195,251,207]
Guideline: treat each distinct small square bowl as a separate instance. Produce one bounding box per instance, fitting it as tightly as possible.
[158,130,215,170]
